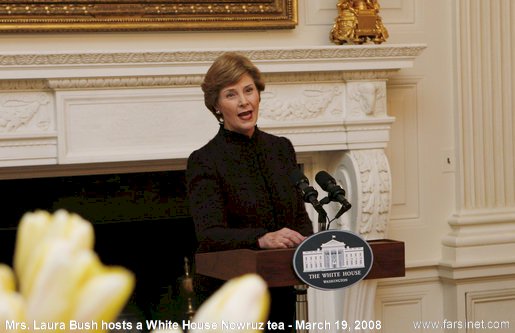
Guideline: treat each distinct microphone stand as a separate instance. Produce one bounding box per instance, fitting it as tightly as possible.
[319,196,352,230]
[313,203,328,232]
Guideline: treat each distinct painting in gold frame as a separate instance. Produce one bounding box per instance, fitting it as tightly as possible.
[0,0,297,32]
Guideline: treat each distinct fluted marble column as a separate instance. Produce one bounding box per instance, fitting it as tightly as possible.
[442,0,515,267]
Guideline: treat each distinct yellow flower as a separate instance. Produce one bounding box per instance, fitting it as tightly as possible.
[189,274,270,333]
[1,210,134,333]
[14,210,94,297]
[70,265,135,332]
[0,264,25,333]
[0,264,16,292]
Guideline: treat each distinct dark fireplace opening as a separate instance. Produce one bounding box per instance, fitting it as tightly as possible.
[0,170,198,322]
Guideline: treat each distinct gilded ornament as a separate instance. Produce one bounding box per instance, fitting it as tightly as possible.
[330,0,389,45]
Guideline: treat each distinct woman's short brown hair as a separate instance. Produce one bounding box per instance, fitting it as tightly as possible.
[201,52,265,122]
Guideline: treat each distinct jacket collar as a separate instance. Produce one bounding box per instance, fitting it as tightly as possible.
[219,125,260,143]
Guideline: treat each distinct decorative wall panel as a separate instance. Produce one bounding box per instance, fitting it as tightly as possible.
[466,289,515,332]
[55,88,217,164]
[385,79,420,220]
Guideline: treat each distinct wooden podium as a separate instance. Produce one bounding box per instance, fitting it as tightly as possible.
[195,239,405,287]
[195,239,404,330]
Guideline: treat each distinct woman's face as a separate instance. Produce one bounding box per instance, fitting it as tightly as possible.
[216,73,260,138]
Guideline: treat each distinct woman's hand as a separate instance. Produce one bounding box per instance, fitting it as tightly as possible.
[257,227,306,249]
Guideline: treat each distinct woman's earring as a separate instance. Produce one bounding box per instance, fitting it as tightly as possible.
[215,110,224,123]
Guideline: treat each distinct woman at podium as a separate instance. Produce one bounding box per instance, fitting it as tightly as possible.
[186,52,313,330]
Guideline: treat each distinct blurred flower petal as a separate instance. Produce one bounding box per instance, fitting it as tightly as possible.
[71,267,135,333]
[5,210,133,333]
[25,242,97,323]
[15,210,94,298]
[14,210,52,284]
[191,274,270,333]
[0,264,16,292]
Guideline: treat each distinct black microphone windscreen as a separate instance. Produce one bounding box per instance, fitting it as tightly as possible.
[289,169,308,186]
[315,171,334,190]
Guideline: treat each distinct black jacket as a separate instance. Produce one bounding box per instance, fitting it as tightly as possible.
[186,126,313,252]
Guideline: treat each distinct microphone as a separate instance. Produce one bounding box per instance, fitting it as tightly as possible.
[289,169,322,210]
[290,169,328,231]
[315,171,352,218]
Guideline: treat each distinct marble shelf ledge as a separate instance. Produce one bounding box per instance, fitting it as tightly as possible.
[0,44,426,80]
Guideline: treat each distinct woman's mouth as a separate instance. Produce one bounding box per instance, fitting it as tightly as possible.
[238,111,253,120]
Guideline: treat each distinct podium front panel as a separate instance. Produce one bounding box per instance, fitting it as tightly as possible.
[195,239,404,287]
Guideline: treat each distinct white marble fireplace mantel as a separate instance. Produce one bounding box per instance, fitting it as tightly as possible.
[0,44,424,332]
[0,44,424,167]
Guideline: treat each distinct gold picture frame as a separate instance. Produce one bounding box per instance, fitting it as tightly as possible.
[0,0,297,32]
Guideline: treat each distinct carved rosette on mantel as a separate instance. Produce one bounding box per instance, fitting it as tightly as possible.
[0,45,425,331]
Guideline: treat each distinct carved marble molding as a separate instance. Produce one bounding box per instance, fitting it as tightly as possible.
[265,70,397,83]
[0,45,426,67]
[0,92,53,133]
[260,84,344,121]
[0,71,397,91]
[347,81,387,119]
[0,79,48,90]
[46,75,205,90]
[334,149,391,240]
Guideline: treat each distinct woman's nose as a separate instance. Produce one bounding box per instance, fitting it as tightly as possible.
[239,93,249,106]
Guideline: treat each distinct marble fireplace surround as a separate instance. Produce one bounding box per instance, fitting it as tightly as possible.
[0,44,424,327]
